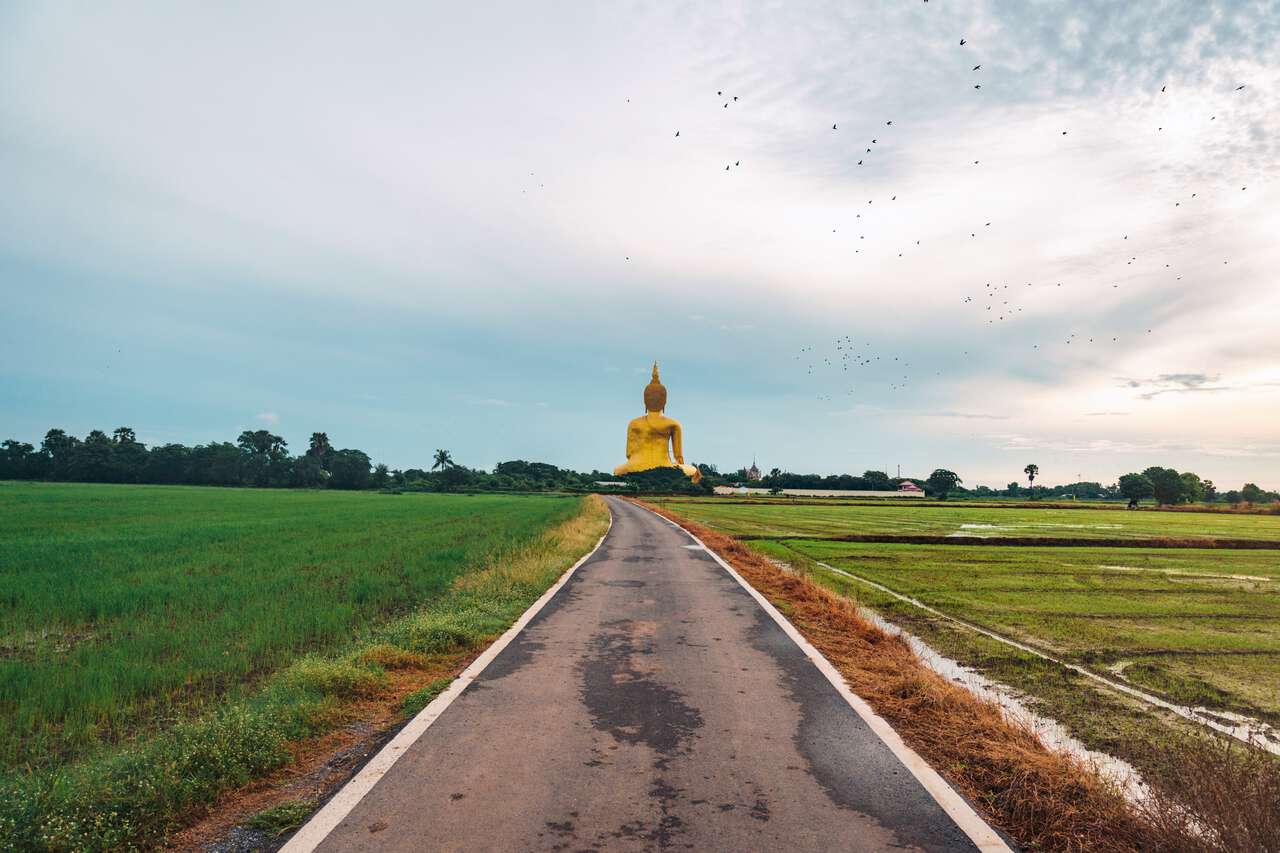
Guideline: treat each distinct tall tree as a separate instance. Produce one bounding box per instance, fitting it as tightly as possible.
[41,429,79,480]
[1141,466,1183,505]
[432,449,454,471]
[110,426,148,482]
[0,440,37,479]
[307,432,333,469]
[925,469,961,500]
[862,470,892,490]
[237,430,290,487]
[73,430,116,482]
[1118,472,1155,504]
[143,443,191,484]
[328,449,372,490]
[1023,463,1039,498]
[1178,471,1205,504]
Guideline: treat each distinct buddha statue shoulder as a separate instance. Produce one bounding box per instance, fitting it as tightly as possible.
[614,362,701,482]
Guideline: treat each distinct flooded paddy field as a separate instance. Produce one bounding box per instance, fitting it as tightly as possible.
[654,496,1280,774]
[655,497,1280,542]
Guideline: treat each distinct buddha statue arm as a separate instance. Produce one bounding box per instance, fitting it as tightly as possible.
[625,425,638,460]
[670,420,685,464]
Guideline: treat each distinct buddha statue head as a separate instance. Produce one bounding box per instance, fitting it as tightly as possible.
[643,361,667,412]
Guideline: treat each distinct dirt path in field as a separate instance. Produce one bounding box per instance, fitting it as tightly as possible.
[282,497,1005,852]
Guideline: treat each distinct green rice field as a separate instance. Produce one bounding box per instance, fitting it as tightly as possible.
[0,482,581,771]
[654,496,1280,760]
[655,496,1280,541]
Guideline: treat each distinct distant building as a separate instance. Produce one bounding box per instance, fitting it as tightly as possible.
[745,456,762,481]
[897,480,924,494]
[712,486,924,498]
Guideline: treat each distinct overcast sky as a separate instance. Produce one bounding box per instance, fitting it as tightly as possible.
[2,1,1278,487]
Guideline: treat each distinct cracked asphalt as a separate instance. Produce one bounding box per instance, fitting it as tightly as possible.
[311,497,985,852]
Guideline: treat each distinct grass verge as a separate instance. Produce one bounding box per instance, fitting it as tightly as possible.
[0,494,610,852]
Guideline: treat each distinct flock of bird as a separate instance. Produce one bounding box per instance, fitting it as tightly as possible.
[528,15,1258,403]
[765,32,1256,400]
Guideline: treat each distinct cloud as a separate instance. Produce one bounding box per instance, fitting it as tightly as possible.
[1116,373,1280,399]
[255,411,280,426]
[1,2,1278,487]
[993,432,1280,458]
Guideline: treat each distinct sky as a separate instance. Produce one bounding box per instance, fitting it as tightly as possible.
[2,1,1278,488]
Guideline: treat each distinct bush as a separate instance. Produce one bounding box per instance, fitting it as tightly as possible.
[621,467,702,494]
[281,657,383,699]
[246,797,317,837]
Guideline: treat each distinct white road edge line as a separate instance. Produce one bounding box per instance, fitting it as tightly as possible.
[642,505,1013,853]
[279,509,613,853]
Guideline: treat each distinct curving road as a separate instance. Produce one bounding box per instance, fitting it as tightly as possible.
[293,497,1006,852]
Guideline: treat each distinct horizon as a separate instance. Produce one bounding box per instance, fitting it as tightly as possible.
[3,3,1278,490]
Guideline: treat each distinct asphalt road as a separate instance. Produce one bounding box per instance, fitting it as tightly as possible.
[306,497,996,852]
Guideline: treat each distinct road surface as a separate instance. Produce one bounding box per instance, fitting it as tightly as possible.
[302,497,1002,852]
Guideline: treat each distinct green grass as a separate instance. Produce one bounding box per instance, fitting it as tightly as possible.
[0,482,579,770]
[400,678,453,718]
[246,797,318,837]
[0,483,608,851]
[653,496,1280,541]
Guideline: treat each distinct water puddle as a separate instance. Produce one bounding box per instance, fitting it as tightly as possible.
[1098,565,1272,582]
[956,522,1124,532]
[854,606,1148,802]
[813,560,1280,758]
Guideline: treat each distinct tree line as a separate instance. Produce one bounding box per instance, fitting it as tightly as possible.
[2,428,1275,503]
[0,427,621,492]
[712,461,1276,505]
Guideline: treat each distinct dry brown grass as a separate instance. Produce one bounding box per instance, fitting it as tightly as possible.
[1135,735,1280,853]
[633,498,1150,853]
[456,493,610,596]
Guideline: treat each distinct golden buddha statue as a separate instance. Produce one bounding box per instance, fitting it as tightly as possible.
[614,362,702,482]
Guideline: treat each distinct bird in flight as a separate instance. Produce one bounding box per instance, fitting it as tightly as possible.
[1236,84,1246,90]
[960,38,967,45]
[973,64,981,70]
[674,130,679,137]
[832,123,838,129]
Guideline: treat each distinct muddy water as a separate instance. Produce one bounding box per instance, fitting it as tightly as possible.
[852,605,1150,802]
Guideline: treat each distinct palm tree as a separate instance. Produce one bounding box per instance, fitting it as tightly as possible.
[432,449,454,471]
[1024,463,1039,498]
